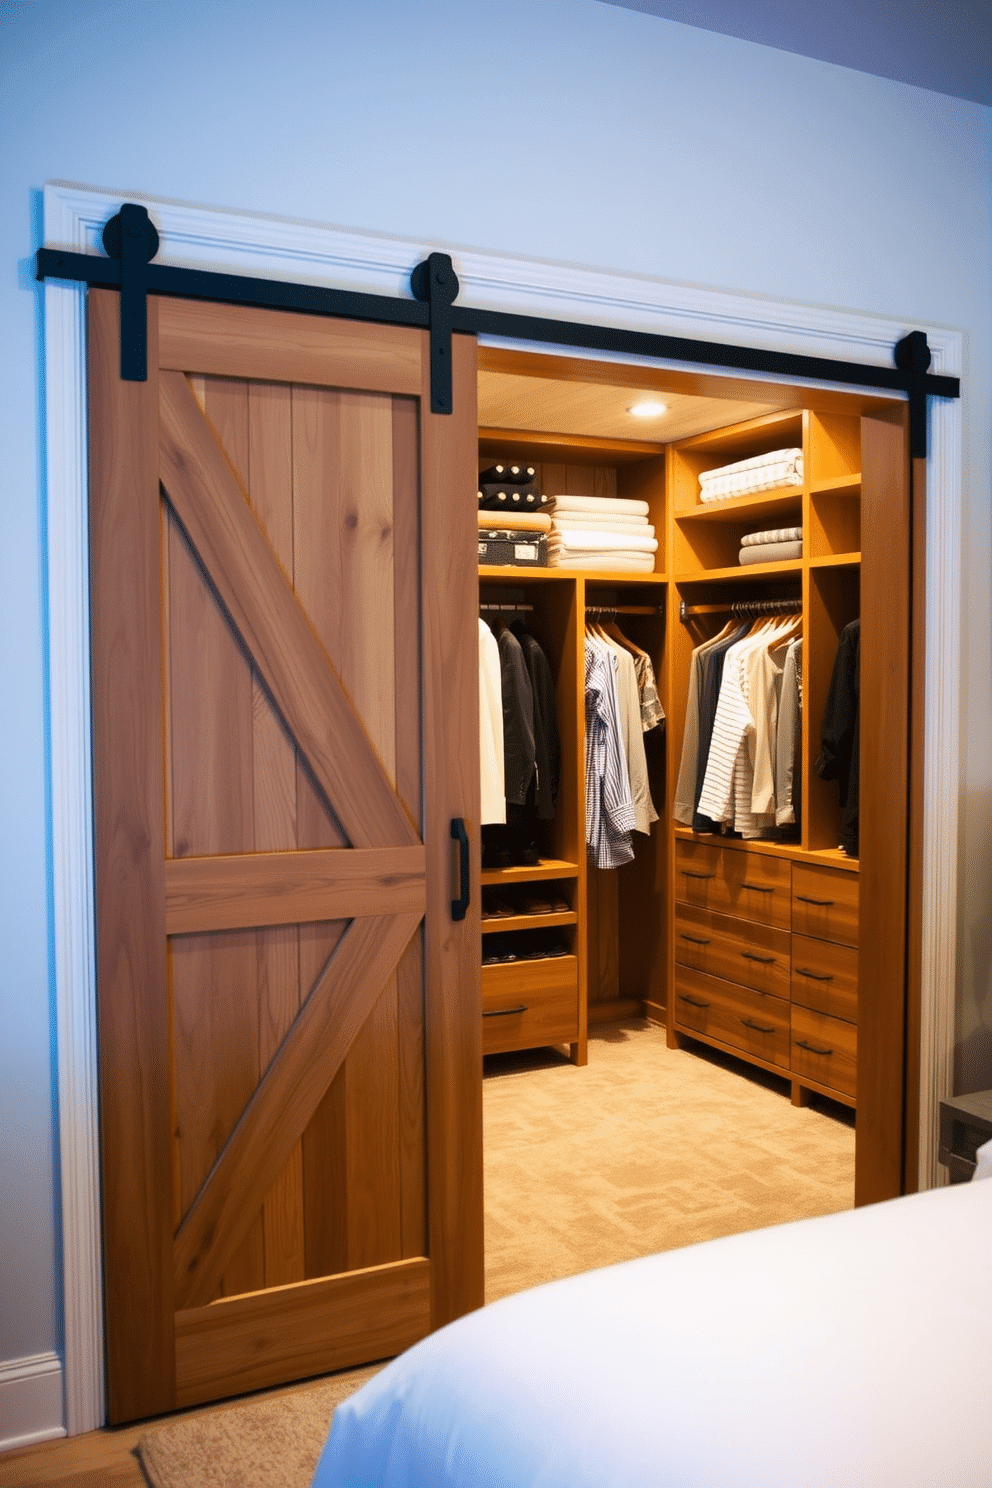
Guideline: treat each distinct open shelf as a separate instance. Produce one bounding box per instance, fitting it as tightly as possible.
[481,859,580,886]
[482,910,578,934]
[672,827,859,872]
[674,560,803,583]
[674,486,804,524]
[810,552,861,569]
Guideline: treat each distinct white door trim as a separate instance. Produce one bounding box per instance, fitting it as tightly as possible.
[42,180,962,1433]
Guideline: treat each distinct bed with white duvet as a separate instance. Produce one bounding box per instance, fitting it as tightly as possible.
[312,1172,992,1488]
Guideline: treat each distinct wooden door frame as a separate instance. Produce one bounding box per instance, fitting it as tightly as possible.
[42,181,962,1434]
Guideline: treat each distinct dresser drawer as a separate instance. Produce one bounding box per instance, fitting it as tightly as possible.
[791,1005,857,1099]
[674,903,791,1000]
[675,841,791,930]
[792,864,859,946]
[791,935,858,1022]
[674,965,790,1069]
[482,957,578,1055]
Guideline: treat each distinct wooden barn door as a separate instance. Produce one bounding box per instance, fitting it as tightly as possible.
[87,289,482,1423]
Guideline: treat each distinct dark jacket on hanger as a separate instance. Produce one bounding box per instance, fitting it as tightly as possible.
[497,625,536,807]
[512,622,561,819]
[815,618,860,857]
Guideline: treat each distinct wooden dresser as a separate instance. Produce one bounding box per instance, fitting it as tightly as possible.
[673,838,858,1106]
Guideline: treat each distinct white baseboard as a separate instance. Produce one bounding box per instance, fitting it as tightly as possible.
[0,1353,66,1453]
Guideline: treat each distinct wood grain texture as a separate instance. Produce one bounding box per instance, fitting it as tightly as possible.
[904,454,927,1193]
[174,1258,430,1408]
[174,911,421,1309]
[397,928,427,1258]
[857,411,910,1205]
[158,298,422,395]
[158,368,418,850]
[87,289,176,1421]
[421,331,485,1328]
[164,846,426,933]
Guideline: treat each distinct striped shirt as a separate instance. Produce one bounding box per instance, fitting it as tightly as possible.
[584,639,635,869]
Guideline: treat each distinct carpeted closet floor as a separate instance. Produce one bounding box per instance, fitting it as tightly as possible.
[6,1020,854,1487]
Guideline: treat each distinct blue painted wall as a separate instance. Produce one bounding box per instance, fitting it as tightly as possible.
[1,0,989,1419]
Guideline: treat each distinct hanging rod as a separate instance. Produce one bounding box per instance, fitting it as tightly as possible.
[679,597,802,623]
[480,601,533,613]
[586,604,660,616]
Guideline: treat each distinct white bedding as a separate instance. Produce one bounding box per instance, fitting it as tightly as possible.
[312,1179,992,1488]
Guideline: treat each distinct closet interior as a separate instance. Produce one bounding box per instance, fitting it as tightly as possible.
[477,349,866,1107]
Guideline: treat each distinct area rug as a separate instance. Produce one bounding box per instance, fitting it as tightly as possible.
[136,1363,382,1488]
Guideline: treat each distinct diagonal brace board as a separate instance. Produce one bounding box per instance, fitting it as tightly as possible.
[159,368,419,852]
[174,909,422,1310]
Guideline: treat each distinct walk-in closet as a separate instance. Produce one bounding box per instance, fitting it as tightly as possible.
[474,346,902,1125]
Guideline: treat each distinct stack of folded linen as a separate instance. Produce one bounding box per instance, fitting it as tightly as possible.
[738,526,803,565]
[699,448,803,503]
[545,494,657,572]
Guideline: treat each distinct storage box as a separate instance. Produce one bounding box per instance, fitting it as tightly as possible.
[477,531,548,567]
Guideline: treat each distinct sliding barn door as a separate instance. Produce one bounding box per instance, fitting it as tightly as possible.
[87,289,482,1423]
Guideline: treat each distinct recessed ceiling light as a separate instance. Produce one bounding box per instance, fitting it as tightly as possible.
[627,400,667,419]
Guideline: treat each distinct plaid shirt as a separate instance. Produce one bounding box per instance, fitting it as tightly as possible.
[584,639,635,869]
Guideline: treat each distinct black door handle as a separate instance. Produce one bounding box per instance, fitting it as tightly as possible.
[451,818,470,921]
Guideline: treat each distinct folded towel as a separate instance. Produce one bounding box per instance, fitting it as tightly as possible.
[547,551,655,571]
[478,463,536,486]
[699,448,803,502]
[478,510,552,534]
[547,495,651,518]
[741,526,803,547]
[546,512,652,532]
[738,539,803,565]
[549,528,658,553]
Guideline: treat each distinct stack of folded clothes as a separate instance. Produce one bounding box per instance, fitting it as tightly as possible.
[699,447,804,503]
[478,464,552,567]
[545,494,657,572]
[738,525,803,565]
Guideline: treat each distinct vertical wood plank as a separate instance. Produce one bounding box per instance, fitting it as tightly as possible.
[247,380,307,1287]
[857,411,910,1206]
[344,980,403,1269]
[392,396,423,832]
[170,376,263,1296]
[421,332,485,1327]
[397,928,427,1258]
[88,288,176,1420]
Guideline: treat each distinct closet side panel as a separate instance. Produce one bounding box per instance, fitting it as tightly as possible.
[857,411,911,1205]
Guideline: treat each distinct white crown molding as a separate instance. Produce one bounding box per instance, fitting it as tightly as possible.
[0,1352,66,1451]
[42,178,962,1432]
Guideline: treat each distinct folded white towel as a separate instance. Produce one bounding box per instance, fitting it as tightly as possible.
[549,528,658,553]
[741,526,803,547]
[547,495,651,517]
[699,448,803,502]
[548,512,652,532]
[547,552,655,571]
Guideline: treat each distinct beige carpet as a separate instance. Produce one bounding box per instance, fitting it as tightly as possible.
[137,1021,854,1486]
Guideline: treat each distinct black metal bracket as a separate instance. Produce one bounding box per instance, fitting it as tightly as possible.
[894,329,932,460]
[100,204,159,381]
[36,203,959,452]
[410,252,459,414]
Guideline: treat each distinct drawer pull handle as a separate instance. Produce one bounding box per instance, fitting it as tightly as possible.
[796,895,834,907]
[678,993,711,1009]
[741,1017,776,1034]
[681,869,715,881]
[795,1037,833,1056]
[796,967,834,982]
[742,952,776,965]
[483,1005,528,1018]
[680,933,711,946]
[741,882,773,893]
